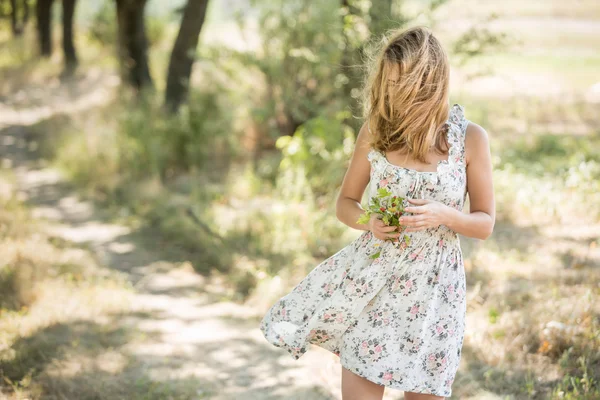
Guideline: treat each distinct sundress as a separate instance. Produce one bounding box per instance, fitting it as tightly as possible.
[259,103,469,397]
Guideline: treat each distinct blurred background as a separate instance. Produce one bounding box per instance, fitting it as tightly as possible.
[0,0,598,399]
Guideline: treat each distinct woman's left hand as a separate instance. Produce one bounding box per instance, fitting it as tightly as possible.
[400,198,451,232]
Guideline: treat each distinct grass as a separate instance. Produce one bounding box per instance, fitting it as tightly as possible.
[452,226,600,398]
[0,172,152,399]
[471,53,600,91]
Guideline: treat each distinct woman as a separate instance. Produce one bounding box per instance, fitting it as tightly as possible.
[260,25,495,400]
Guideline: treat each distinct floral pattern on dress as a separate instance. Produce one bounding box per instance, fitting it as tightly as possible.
[259,103,470,397]
[389,272,419,297]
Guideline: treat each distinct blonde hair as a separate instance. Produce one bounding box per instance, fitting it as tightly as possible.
[359,26,451,163]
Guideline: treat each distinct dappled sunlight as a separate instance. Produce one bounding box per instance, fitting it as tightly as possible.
[0,68,119,126]
[46,220,132,244]
[456,219,600,398]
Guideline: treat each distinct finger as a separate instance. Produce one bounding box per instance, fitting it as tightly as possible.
[400,216,424,225]
[380,225,399,232]
[404,206,427,214]
[407,198,429,205]
[406,220,429,229]
[376,227,401,236]
[373,219,386,227]
[406,220,427,228]
[374,229,401,239]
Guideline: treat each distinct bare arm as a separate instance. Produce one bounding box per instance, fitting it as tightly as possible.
[401,122,496,240]
[335,122,372,231]
[443,122,496,239]
[336,122,406,242]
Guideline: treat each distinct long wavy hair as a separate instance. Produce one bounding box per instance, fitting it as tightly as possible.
[359,26,451,163]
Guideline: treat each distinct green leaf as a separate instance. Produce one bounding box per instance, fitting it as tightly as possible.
[377,187,392,198]
[370,251,381,259]
[404,235,411,245]
[356,211,371,225]
[372,197,381,208]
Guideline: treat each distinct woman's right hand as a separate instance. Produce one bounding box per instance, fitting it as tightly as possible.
[368,214,402,241]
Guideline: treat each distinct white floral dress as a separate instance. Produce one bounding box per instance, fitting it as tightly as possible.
[259,104,470,397]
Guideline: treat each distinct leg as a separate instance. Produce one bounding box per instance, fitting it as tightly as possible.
[341,365,385,400]
[404,391,445,400]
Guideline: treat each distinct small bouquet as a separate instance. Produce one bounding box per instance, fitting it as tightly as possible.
[356,187,411,259]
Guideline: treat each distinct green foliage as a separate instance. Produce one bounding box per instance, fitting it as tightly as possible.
[146,16,168,47]
[356,185,410,258]
[275,112,355,200]
[494,132,600,222]
[501,133,600,177]
[0,176,31,311]
[488,307,500,324]
[127,187,234,274]
[56,86,238,200]
[368,0,412,38]
[451,12,515,78]
[88,2,114,45]
[0,265,18,310]
[341,0,371,49]
[119,89,237,179]
[370,251,381,259]
[230,0,349,136]
[552,349,600,399]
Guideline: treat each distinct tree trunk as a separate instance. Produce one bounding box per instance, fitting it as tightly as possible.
[164,0,210,112]
[62,0,78,74]
[9,0,30,36]
[10,0,19,35]
[23,0,29,25]
[36,0,54,56]
[115,0,153,90]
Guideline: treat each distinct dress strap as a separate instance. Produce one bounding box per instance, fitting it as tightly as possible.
[448,103,469,165]
[367,148,386,172]
[366,120,386,170]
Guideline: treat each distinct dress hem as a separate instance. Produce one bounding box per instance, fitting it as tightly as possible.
[260,294,455,398]
[311,342,452,398]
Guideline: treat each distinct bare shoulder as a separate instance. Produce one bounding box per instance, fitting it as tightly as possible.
[464,121,490,165]
[355,120,374,153]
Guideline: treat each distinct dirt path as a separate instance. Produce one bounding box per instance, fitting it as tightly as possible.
[0,74,409,400]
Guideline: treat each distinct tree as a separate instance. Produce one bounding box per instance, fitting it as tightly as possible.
[36,0,54,56]
[8,0,29,36]
[62,0,78,74]
[230,0,345,138]
[115,0,153,89]
[165,0,210,112]
[10,0,19,35]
